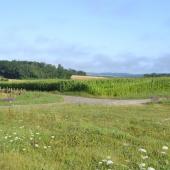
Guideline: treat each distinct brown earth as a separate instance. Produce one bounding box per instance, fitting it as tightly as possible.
[63,96,152,106]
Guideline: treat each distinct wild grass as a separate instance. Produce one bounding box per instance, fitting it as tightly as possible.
[0,96,169,169]
[0,91,63,106]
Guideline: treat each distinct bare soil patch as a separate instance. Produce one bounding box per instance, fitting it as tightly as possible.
[63,96,151,106]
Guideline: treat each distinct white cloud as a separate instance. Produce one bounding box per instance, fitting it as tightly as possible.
[0,36,169,73]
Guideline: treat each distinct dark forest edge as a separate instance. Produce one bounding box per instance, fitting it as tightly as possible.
[0,60,86,79]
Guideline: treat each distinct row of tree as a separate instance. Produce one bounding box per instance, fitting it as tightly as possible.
[0,60,86,79]
[144,73,170,77]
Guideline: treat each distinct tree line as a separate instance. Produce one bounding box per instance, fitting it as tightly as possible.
[144,73,170,77]
[0,60,86,79]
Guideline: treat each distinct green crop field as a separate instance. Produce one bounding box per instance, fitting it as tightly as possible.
[0,77,170,99]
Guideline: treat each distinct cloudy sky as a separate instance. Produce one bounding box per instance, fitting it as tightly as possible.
[0,0,170,73]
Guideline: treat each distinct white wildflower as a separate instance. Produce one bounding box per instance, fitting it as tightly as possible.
[147,167,155,170]
[162,146,168,150]
[139,148,147,153]
[98,162,102,165]
[22,148,26,151]
[14,137,19,140]
[51,136,55,139]
[139,163,146,169]
[35,144,39,148]
[19,126,24,129]
[43,146,47,149]
[106,160,113,165]
[141,155,149,160]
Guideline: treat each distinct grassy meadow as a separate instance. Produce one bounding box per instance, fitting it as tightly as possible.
[0,93,169,169]
[0,91,63,106]
[0,77,169,169]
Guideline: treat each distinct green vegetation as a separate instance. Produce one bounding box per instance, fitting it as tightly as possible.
[0,60,86,79]
[0,76,8,81]
[0,77,170,98]
[0,91,63,106]
[0,76,169,169]
[0,94,169,169]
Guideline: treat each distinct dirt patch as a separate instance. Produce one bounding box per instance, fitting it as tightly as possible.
[71,75,107,80]
[63,96,151,106]
[0,98,16,102]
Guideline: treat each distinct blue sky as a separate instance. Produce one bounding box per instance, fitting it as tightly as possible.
[0,0,170,73]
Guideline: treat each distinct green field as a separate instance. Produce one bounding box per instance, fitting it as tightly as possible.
[0,77,170,98]
[0,95,169,170]
[0,78,169,169]
[0,91,63,106]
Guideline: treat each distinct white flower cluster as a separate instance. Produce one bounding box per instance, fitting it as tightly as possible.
[138,145,169,170]
[138,148,156,170]
[97,156,113,169]
[161,145,168,155]
[1,128,56,152]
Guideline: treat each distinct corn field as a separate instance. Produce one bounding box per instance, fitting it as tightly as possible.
[0,77,169,98]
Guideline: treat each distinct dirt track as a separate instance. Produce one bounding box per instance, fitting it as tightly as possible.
[0,96,152,108]
[63,96,151,106]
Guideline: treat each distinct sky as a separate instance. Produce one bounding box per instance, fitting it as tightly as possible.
[0,0,170,73]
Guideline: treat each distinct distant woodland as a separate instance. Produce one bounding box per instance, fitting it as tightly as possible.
[0,60,86,79]
[144,73,170,77]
